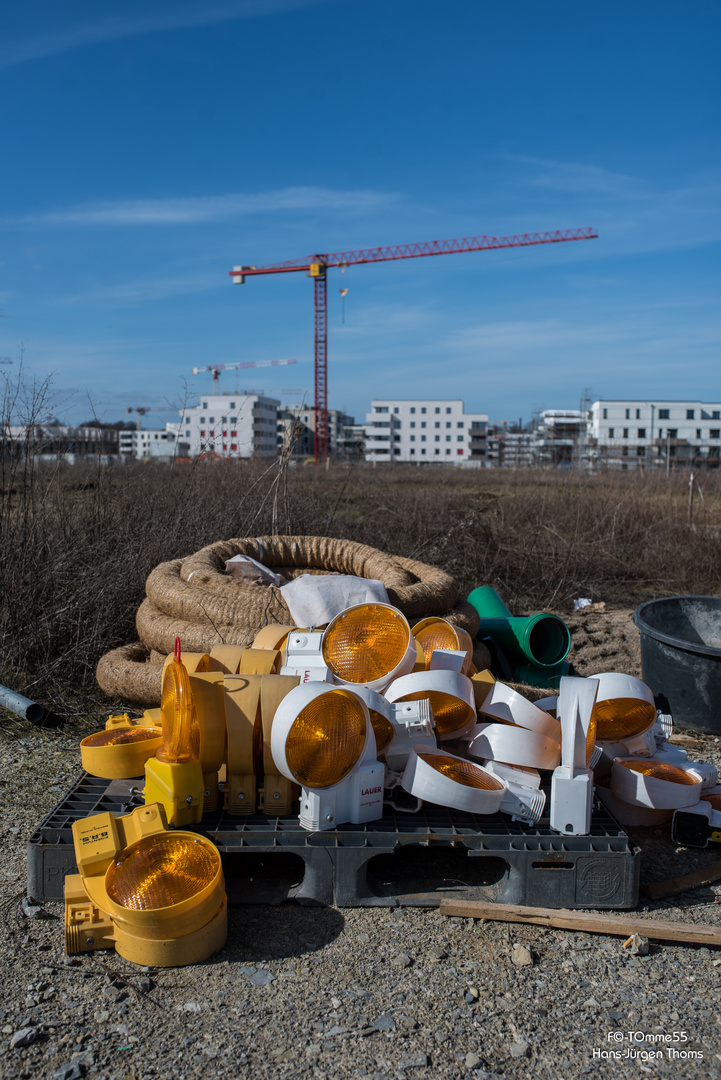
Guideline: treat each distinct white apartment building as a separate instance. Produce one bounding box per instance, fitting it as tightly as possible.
[176,393,280,459]
[118,428,178,460]
[364,400,489,464]
[589,399,721,468]
[276,406,358,458]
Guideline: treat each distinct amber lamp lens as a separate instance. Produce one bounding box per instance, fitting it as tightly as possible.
[400,691,474,737]
[586,708,597,767]
[369,710,394,753]
[616,759,698,785]
[594,697,656,741]
[285,690,367,788]
[419,752,504,791]
[414,620,471,672]
[322,605,409,683]
[106,834,219,910]
[83,727,162,748]
[158,660,195,763]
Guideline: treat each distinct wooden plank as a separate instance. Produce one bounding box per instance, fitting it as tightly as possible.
[645,860,721,901]
[438,899,721,947]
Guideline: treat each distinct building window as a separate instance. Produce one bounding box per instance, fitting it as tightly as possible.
[435,422,440,429]
[202,402,208,409]
[602,408,608,419]
[434,448,440,454]
[457,422,463,428]
[410,422,416,428]
[668,429,678,438]
[457,448,463,455]
[446,435,451,442]
[200,430,206,437]
[457,435,463,442]
[231,443,237,450]
[421,435,426,442]
[635,409,641,419]
[446,422,451,429]
[713,411,720,420]
[637,446,645,457]
[421,448,426,455]
[711,429,720,439]
[687,409,695,420]
[435,435,440,442]
[410,448,415,455]
[223,444,228,451]
[421,422,426,429]
[696,429,702,439]
[231,430,237,437]
[608,428,615,438]
[222,416,227,423]
[625,408,630,419]
[410,435,415,442]
[623,428,628,438]
[637,428,646,438]
[659,408,670,419]
[446,448,451,454]
[375,406,388,413]
[393,407,399,414]
[210,430,215,437]
[622,447,628,457]
[421,407,426,414]
[223,430,228,437]
[209,416,215,423]
[230,402,236,409]
[186,430,190,437]
[435,407,440,414]
[410,407,416,414]
[446,407,452,414]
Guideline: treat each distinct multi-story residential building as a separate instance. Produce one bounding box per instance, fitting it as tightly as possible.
[118,428,178,461]
[363,400,489,464]
[1,422,120,463]
[176,393,280,459]
[588,400,721,469]
[276,406,358,458]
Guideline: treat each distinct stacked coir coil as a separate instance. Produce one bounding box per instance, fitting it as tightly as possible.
[96,535,483,707]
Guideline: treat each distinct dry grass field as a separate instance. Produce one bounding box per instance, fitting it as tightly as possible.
[1,450,720,719]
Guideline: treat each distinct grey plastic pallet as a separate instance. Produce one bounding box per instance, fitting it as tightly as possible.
[28,773,639,909]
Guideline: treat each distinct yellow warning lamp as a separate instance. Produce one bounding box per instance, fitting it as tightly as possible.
[611,757,702,810]
[271,682,385,830]
[400,744,506,814]
[322,603,416,691]
[385,668,477,741]
[64,803,227,967]
[411,617,474,674]
[144,639,204,827]
[80,716,163,779]
[592,672,657,743]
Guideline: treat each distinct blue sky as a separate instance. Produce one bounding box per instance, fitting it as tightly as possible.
[1,0,719,428]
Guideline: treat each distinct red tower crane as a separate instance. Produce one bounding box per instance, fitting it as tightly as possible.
[229,227,598,464]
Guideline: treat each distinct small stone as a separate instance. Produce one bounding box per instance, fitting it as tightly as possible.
[21,900,50,920]
[400,1052,428,1067]
[71,1051,94,1067]
[246,970,274,986]
[63,957,81,967]
[102,985,126,1004]
[181,1002,201,1012]
[372,1014,395,1031]
[93,1011,110,1023]
[391,952,412,969]
[137,976,152,992]
[330,997,342,1009]
[305,1044,321,1058]
[53,1065,85,1080]
[357,933,370,944]
[465,1052,481,1068]
[427,947,447,963]
[510,1039,530,1058]
[10,1027,38,1049]
[511,944,533,967]
[622,934,649,956]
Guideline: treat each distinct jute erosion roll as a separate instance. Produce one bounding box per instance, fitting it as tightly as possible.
[97,535,480,705]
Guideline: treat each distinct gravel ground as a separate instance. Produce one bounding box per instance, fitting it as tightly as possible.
[1,608,720,1080]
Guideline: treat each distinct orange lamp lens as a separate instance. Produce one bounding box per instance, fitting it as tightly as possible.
[418,753,504,791]
[322,605,410,684]
[594,698,656,741]
[586,709,597,767]
[369,709,394,753]
[106,834,219,910]
[615,759,698,785]
[285,689,366,788]
[413,620,472,672]
[83,727,162,748]
[399,690,474,738]
[158,658,196,764]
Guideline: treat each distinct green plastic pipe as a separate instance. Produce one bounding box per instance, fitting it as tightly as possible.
[467,586,571,670]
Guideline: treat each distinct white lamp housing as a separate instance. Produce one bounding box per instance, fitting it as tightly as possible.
[594,776,673,827]
[321,603,417,692]
[647,745,718,790]
[385,669,477,742]
[400,744,505,814]
[280,631,332,683]
[349,685,435,771]
[429,649,467,673]
[477,682,561,742]
[653,711,674,743]
[466,722,561,771]
[270,682,385,831]
[594,728,658,775]
[610,757,702,810]
[484,761,546,824]
[550,676,599,836]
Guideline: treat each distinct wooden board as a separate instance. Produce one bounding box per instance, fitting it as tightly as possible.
[439,899,721,947]
[645,860,721,901]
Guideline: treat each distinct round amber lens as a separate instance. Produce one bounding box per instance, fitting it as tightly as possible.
[415,622,458,665]
[285,690,367,788]
[400,691,474,737]
[616,759,698,785]
[159,661,195,764]
[106,834,219,910]
[419,752,504,790]
[594,697,656,741]
[323,605,409,684]
[83,727,162,748]
[369,709,394,753]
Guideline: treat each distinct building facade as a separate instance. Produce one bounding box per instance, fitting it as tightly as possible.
[118,428,178,461]
[176,393,280,459]
[363,400,489,464]
[588,400,721,469]
[276,406,358,458]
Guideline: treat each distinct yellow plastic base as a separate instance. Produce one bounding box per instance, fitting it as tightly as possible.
[113,897,227,967]
[81,728,163,779]
[144,758,204,827]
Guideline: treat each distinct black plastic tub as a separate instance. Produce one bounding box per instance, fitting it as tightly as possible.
[633,596,721,734]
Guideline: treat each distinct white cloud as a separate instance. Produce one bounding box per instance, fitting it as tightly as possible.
[8,186,400,227]
[0,0,333,70]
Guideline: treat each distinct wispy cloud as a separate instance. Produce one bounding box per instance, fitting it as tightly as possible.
[0,0,332,71]
[505,154,649,199]
[63,273,223,305]
[7,186,400,228]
